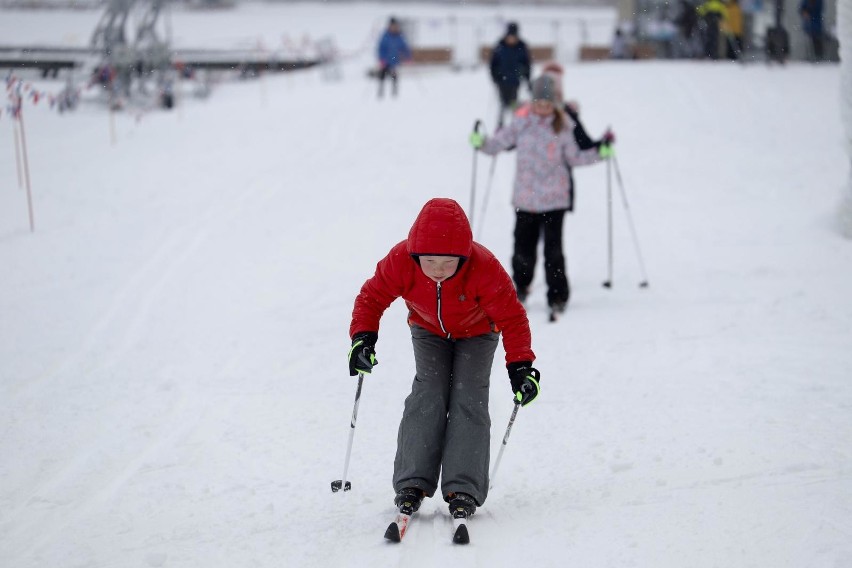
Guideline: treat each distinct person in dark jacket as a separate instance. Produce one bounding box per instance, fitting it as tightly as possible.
[697,0,727,59]
[489,22,532,127]
[798,0,824,61]
[348,198,540,524]
[377,17,412,98]
[674,0,699,57]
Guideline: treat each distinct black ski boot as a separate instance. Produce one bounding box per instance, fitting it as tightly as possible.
[447,492,476,519]
[394,488,425,515]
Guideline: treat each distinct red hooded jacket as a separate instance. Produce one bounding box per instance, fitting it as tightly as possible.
[350,198,535,366]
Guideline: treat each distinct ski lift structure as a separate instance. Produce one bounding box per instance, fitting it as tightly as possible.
[0,0,326,111]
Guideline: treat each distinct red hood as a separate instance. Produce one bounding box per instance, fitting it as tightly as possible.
[406,198,473,258]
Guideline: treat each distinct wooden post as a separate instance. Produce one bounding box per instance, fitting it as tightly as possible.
[176,71,183,121]
[13,120,24,189]
[17,108,35,232]
[260,67,268,107]
[258,37,268,108]
[109,106,117,146]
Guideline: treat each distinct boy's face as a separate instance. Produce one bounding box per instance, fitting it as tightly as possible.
[419,256,460,283]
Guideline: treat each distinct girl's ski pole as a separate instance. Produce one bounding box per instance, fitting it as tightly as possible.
[612,154,650,288]
[603,156,614,288]
[469,119,482,228]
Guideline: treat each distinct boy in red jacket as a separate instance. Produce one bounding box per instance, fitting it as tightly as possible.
[348,197,541,524]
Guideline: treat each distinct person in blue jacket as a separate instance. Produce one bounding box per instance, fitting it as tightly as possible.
[377,17,412,98]
[489,22,531,127]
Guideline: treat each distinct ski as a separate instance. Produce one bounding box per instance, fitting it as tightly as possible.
[447,492,475,543]
[384,512,412,543]
[384,510,470,544]
[452,514,470,544]
[385,490,425,543]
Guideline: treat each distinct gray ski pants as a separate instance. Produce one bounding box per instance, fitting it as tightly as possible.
[393,325,499,507]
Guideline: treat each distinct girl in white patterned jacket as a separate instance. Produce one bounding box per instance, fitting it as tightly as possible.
[470,73,613,313]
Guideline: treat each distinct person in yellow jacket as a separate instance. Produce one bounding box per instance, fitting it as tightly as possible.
[721,0,744,59]
[697,0,727,59]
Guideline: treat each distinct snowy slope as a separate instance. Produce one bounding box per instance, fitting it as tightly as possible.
[2,3,852,568]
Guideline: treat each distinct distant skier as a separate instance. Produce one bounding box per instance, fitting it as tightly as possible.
[501,61,613,213]
[489,21,531,126]
[798,0,824,61]
[535,62,615,213]
[721,0,744,59]
[376,16,412,98]
[697,0,728,59]
[674,0,699,57]
[610,28,632,59]
[347,198,540,537]
[470,74,614,316]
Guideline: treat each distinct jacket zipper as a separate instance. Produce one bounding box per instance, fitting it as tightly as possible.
[436,281,450,338]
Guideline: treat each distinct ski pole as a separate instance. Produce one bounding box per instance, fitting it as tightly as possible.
[475,154,499,242]
[469,119,482,228]
[602,156,614,288]
[331,372,365,492]
[612,154,650,288]
[489,402,520,490]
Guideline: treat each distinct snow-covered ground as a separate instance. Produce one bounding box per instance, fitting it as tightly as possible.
[2,3,852,568]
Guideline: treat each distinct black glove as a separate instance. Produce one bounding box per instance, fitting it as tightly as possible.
[507,361,541,406]
[348,332,378,376]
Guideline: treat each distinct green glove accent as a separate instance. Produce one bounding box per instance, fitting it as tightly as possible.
[508,363,541,406]
[514,375,540,406]
[469,132,485,149]
[599,144,615,159]
[348,332,378,376]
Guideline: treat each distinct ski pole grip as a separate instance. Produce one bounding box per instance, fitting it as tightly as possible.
[473,119,482,134]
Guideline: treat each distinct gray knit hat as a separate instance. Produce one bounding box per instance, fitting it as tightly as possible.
[531,75,558,103]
